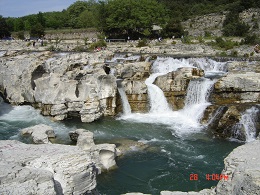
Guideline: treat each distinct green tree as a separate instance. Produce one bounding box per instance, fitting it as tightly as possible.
[67,1,89,28]
[101,0,167,39]
[30,23,45,37]
[0,16,11,38]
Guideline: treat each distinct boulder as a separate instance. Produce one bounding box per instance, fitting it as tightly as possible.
[69,129,95,150]
[215,140,260,194]
[69,129,118,171]
[20,124,56,144]
[0,140,98,195]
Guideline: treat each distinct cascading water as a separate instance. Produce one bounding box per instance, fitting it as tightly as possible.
[145,73,172,113]
[119,57,227,136]
[118,86,132,115]
[241,106,259,142]
[182,78,216,123]
[145,57,192,113]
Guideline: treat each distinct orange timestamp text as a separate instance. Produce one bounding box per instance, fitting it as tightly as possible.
[190,173,229,181]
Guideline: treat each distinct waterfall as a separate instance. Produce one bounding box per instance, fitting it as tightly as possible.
[182,78,216,123]
[241,107,259,142]
[119,57,226,136]
[145,73,171,113]
[145,57,193,113]
[118,86,131,115]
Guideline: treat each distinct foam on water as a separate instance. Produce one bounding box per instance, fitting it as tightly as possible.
[119,57,223,136]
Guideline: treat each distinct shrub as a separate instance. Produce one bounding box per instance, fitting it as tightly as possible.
[181,36,192,44]
[242,34,260,45]
[230,50,238,57]
[214,37,238,50]
[89,40,107,50]
[137,39,148,47]
[204,31,211,37]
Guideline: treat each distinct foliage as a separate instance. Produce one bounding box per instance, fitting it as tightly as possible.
[89,40,107,50]
[17,31,25,40]
[100,0,168,39]
[162,20,184,38]
[181,36,192,44]
[137,39,148,47]
[212,37,239,50]
[241,34,260,45]
[0,16,11,38]
[30,23,45,37]
[222,11,249,36]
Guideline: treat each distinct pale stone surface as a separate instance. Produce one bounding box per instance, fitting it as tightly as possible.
[0,140,97,195]
[20,124,56,144]
[215,140,260,195]
[69,129,95,150]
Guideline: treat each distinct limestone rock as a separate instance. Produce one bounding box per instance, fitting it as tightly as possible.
[0,140,97,195]
[20,124,56,144]
[68,129,118,171]
[91,144,118,171]
[215,140,260,194]
[213,73,260,104]
[69,129,95,150]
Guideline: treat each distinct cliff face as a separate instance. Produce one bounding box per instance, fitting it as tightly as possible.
[0,51,117,123]
[182,8,260,37]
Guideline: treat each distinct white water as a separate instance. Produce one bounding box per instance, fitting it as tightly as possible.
[119,57,225,136]
[182,78,216,123]
[145,73,172,113]
[241,107,259,142]
[118,86,132,115]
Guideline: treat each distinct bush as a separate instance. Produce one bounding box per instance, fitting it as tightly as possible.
[137,39,148,47]
[213,37,238,50]
[181,36,192,44]
[204,31,211,37]
[89,40,107,50]
[230,50,238,57]
[242,34,260,45]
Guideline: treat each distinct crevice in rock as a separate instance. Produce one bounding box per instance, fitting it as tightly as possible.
[31,65,47,90]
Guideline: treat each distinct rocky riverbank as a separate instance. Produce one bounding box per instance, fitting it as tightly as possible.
[0,40,260,194]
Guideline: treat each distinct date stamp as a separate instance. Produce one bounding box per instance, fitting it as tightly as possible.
[190,173,229,181]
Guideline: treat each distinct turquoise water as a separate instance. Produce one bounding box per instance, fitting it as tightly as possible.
[0,101,241,195]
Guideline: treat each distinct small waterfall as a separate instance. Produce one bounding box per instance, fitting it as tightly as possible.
[145,57,192,113]
[182,78,216,123]
[241,107,259,142]
[117,81,131,115]
[145,73,171,113]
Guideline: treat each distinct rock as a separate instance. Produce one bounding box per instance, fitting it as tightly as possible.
[0,140,98,195]
[91,144,118,171]
[213,73,260,104]
[160,189,214,195]
[215,140,260,194]
[69,129,95,150]
[20,124,56,144]
[69,129,118,171]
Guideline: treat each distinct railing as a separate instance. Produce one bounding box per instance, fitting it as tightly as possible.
[106,39,126,42]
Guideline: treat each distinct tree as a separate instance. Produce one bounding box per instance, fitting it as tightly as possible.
[0,16,11,38]
[100,0,168,39]
[67,1,89,28]
[30,23,45,37]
